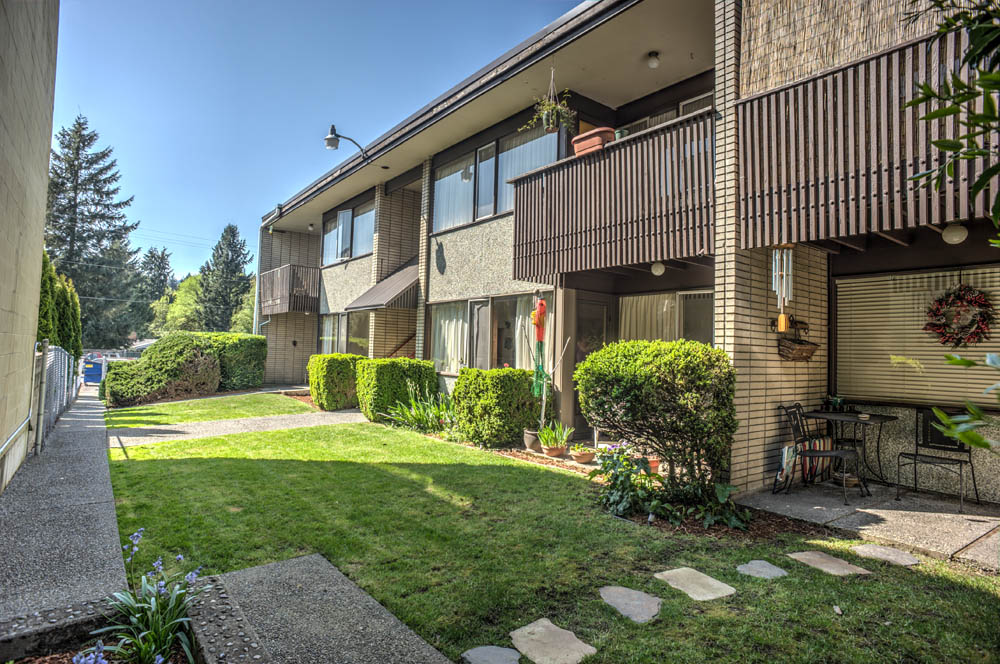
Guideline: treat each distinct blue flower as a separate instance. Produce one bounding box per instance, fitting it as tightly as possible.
[128,528,145,546]
[185,566,203,585]
[157,580,168,595]
[154,655,165,664]
[152,556,163,573]
[175,554,184,562]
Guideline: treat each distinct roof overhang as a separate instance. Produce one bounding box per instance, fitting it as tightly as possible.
[263,0,714,234]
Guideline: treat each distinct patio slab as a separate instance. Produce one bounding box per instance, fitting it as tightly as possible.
[827,494,1000,559]
[653,568,736,601]
[787,551,871,576]
[850,544,919,566]
[598,586,661,623]
[736,560,788,579]
[509,619,596,664]
[736,482,895,525]
[460,646,521,664]
[956,529,999,570]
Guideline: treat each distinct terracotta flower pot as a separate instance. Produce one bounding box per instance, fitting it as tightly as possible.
[570,450,596,464]
[542,445,567,457]
[542,110,559,134]
[523,429,542,452]
[635,456,660,473]
[572,127,615,156]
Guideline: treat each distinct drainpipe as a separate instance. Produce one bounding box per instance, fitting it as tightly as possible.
[33,339,49,455]
[255,204,283,334]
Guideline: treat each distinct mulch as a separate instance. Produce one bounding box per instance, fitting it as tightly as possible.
[15,653,78,664]
[630,507,829,541]
[284,393,319,409]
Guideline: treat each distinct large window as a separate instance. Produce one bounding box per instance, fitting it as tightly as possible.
[346,311,370,356]
[618,291,713,345]
[320,314,339,354]
[836,267,1000,406]
[432,124,557,232]
[429,301,468,373]
[318,311,368,356]
[322,198,375,265]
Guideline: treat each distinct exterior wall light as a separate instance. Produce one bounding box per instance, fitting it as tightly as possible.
[651,261,666,276]
[647,51,660,69]
[324,124,369,160]
[942,223,968,245]
[307,223,315,232]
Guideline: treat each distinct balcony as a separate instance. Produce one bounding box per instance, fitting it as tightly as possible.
[510,110,715,281]
[259,264,320,315]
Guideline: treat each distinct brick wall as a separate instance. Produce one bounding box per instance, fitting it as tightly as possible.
[259,228,320,272]
[0,0,59,494]
[371,308,417,359]
[415,159,433,359]
[372,184,419,283]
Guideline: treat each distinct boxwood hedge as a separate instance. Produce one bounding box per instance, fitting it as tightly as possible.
[356,358,437,422]
[307,353,365,410]
[452,367,552,448]
[194,332,267,391]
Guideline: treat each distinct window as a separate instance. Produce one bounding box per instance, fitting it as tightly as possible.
[836,267,1000,405]
[618,291,713,344]
[679,93,713,116]
[346,311,370,356]
[319,314,339,354]
[322,198,374,265]
[351,200,375,257]
[429,301,468,373]
[491,293,555,370]
[433,124,557,232]
[433,154,475,232]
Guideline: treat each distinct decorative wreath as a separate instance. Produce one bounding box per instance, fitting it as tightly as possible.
[923,284,995,348]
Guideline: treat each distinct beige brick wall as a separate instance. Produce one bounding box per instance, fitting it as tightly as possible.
[741,0,940,97]
[371,308,417,359]
[0,0,59,494]
[259,228,320,272]
[415,159,433,358]
[261,312,316,384]
[372,184,419,283]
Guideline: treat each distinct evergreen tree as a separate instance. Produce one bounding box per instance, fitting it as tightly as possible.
[36,252,58,344]
[132,246,173,338]
[45,115,139,348]
[228,281,256,333]
[165,275,203,332]
[198,224,252,332]
[55,276,75,353]
[67,277,84,358]
[149,290,173,337]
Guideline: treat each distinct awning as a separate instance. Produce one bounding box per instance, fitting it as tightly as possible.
[344,259,418,311]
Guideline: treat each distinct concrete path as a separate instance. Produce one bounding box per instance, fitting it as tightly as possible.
[0,386,126,622]
[738,482,1000,570]
[206,554,449,664]
[108,409,367,447]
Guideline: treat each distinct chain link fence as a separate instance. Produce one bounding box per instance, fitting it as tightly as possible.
[40,344,80,438]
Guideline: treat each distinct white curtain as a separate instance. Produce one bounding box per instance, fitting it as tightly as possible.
[319,314,336,354]
[497,126,558,213]
[430,302,468,373]
[352,200,375,256]
[619,293,678,341]
[433,154,474,232]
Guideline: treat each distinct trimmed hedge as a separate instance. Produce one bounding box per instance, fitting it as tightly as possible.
[452,367,552,448]
[104,332,221,408]
[307,353,365,410]
[356,358,437,422]
[194,332,267,391]
[574,339,737,492]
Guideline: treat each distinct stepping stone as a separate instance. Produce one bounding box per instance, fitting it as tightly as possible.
[599,586,661,623]
[736,560,788,579]
[851,543,919,566]
[653,567,736,601]
[461,645,521,664]
[787,551,871,576]
[510,618,596,664]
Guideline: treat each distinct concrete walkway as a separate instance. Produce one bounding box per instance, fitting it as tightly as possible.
[0,385,126,622]
[108,409,367,447]
[738,482,1000,569]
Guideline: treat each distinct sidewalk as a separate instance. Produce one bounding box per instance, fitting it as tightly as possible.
[0,385,126,622]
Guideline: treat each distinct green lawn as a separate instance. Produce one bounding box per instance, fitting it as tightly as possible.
[108,425,1000,663]
[104,392,315,428]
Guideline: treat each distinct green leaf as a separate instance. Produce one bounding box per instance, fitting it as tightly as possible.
[945,354,977,367]
[971,163,1000,197]
[922,107,961,120]
[933,139,964,151]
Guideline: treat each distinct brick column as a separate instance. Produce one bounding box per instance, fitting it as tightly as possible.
[414,159,433,359]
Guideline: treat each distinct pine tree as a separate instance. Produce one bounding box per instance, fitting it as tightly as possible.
[66,277,84,358]
[228,281,256,333]
[132,246,173,338]
[46,115,139,348]
[198,224,252,332]
[36,252,58,344]
[55,276,75,353]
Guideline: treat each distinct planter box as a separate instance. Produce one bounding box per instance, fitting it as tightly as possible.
[572,127,614,156]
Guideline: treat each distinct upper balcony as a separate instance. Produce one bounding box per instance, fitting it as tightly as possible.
[259,264,320,315]
[510,110,714,281]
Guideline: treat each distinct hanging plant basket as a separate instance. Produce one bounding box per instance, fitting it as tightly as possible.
[520,68,576,136]
[923,283,995,348]
[777,337,819,361]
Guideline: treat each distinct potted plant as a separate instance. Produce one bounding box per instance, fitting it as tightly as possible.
[570,443,596,464]
[520,69,576,135]
[539,421,574,457]
[524,428,542,452]
[572,126,615,156]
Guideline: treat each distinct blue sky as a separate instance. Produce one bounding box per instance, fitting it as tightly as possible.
[53,0,581,278]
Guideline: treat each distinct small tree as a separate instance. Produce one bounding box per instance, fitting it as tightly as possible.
[574,339,738,493]
[36,252,58,345]
[55,276,75,352]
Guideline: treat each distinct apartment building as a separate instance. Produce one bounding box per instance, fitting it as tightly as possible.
[256,0,1000,500]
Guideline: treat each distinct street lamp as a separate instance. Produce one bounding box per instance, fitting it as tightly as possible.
[324,124,369,160]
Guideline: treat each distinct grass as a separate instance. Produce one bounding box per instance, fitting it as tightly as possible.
[104,392,315,428]
[108,425,1000,663]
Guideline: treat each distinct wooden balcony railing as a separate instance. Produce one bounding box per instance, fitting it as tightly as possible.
[511,110,715,281]
[259,264,320,315]
[738,31,998,248]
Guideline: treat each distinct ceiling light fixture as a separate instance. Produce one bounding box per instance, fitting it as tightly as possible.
[651,261,666,276]
[307,223,315,232]
[942,222,969,245]
[646,51,660,69]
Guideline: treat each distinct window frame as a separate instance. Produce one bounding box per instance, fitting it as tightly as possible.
[321,195,376,268]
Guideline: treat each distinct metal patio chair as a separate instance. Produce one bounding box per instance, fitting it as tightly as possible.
[774,403,871,505]
[896,407,980,513]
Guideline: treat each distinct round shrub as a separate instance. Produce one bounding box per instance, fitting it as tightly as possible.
[452,367,553,448]
[574,339,737,492]
[356,358,437,422]
[194,332,267,391]
[104,332,220,408]
[307,353,365,410]
[104,360,148,408]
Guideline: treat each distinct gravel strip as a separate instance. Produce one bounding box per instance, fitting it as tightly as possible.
[107,410,367,447]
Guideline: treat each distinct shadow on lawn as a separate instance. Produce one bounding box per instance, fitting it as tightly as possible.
[108,454,1000,662]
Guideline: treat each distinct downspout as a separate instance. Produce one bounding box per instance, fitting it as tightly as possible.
[255,204,283,334]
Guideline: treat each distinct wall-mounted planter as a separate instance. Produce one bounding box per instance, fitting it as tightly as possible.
[572,127,615,156]
[777,337,819,361]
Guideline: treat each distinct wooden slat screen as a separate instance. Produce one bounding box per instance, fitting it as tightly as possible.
[739,33,999,248]
[511,110,715,281]
[836,266,1000,406]
[260,264,320,315]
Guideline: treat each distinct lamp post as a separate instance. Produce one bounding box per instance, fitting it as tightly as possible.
[324,124,369,160]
